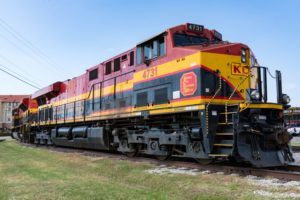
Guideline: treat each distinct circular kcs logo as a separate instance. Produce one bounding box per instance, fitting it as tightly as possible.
[180,72,197,96]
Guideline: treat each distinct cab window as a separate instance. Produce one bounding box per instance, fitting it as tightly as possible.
[173,33,208,46]
[89,68,98,81]
[105,61,112,75]
[136,33,166,65]
[129,51,134,66]
[159,37,165,56]
[114,57,120,72]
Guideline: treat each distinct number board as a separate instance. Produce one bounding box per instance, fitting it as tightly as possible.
[187,23,204,32]
[213,30,222,41]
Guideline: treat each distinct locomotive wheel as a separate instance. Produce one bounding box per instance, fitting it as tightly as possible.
[125,150,138,158]
[155,145,173,161]
[156,154,171,161]
[120,139,138,158]
[194,158,214,165]
[124,143,140,158]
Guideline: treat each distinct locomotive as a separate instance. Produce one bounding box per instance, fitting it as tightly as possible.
[12,23,294,167]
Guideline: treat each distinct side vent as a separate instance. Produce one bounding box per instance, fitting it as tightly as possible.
[136,92,148,107]
[154,87,168,104]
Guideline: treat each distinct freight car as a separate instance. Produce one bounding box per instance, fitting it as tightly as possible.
[12,23,294,167]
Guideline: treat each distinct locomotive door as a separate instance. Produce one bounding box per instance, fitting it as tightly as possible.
[93,82,102,114]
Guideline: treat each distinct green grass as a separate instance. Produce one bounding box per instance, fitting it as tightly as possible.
[291,141,300,147]
[0,140,296,200]
[0,132,11,136]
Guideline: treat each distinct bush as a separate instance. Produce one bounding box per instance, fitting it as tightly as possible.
[0,131,11,137]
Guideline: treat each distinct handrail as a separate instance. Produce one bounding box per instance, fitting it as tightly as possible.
[205,70,222,135]
[224,71,251,123]
[52,70,135,122]
[86,70,134,100]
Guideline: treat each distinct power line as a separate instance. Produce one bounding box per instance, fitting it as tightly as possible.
[0,54,44,87]
[0,58,42,88]
[0,18,51,59]
[0,63,40,90]
[0,17,68,77]
[0,31,64,79]
[0,18,63,71]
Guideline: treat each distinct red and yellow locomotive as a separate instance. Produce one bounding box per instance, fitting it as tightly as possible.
[12,23,293,167]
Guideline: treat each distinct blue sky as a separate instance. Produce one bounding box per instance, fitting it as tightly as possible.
[0,0,299,104]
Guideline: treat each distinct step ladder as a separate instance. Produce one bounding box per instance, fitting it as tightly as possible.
[209,104,239,158]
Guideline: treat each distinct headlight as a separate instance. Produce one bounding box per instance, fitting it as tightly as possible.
[241,49,246,56]
[282,94,290,104]
[241,48,247,63]
[241,57,246,63]
[250,90,260,100]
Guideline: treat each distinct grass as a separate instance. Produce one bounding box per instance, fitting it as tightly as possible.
[291,136,300,147]
[0,140,297,200]
[0,132,11,137]
[291,141,300,147]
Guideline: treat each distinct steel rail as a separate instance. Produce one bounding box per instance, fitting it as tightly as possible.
[292,146,300,152]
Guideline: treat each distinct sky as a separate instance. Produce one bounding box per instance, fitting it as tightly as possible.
[0,0,299,105]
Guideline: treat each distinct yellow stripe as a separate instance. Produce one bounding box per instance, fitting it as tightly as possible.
[240,103,283,110]
[29,108,38,113]
[49,80,134,107]
[149,105,205,115]
[133,97,242,112]
[39,104,49,109]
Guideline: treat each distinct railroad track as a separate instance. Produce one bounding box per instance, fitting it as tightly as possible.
[19,141,300,181]
[292,146,300,152]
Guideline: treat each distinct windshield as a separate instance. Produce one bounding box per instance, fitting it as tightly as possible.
[173,33,209,46]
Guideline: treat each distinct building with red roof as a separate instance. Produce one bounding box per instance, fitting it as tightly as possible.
[0,95,28,132]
